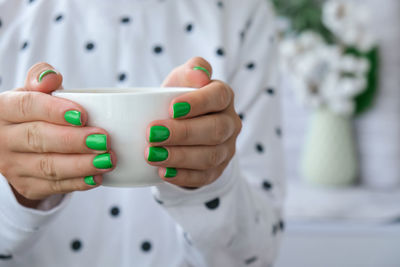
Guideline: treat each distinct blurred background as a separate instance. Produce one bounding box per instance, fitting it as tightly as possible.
[269,0,400,266]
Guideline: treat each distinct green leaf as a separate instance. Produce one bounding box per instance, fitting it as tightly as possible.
[354,47,380,115]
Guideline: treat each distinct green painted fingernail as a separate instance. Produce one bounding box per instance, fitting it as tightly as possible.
[164,167,177,178]
[148,147,168,162]
[84,176,96,186]
[193,66,211,78]
[93,153,113,169]
[64,110,82,126]
[38,70,57,82]
[173,102,191,119]
[149,126,170,143]
[86,134,107,151]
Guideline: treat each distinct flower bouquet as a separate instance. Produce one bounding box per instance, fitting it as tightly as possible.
[275,0,379,186]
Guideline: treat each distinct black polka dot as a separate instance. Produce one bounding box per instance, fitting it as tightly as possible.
[71,239,82,252]
[185,23,193,32]
[238,113,244,120]
[276,127,282,137]
[28,0,35,3]
[141,241,152,252]
[244,256,258,265]
[255,143,264,153]
[266,88,275,95]
[54,14,63,22]
[0,18,2,28]
[153,45,163,54]
[205,197,220,210]
[262,180,273,190]
[240,31,245,41]
[120,16,131,24]
[110,206,120,217]
[245,19,252,30]
[118,73,126,82]
[154,197,163,205]
[246,62,255,70]
[21,41,29,50]
[85,42,95,51]
[217,1,223,8]
[272,223,279,235]
[183,232,192,245]
[279,220,285,231]
[0,254,12,260]
[216,47,225,56]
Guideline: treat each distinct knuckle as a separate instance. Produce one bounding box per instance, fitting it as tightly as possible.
[50,180,63,193]
[180,122,191,143]
[74,181,90,191]
[26,123,44,152]
[18,93,34,117]
[216,83,231,108]
[38,155,58,179]
[42,101,54,120]
[60,131,74,150]
[207,146,222,169]
[213,116,232,143]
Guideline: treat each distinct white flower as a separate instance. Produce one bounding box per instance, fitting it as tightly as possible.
[279,31,371,115]
[322,0,376,52]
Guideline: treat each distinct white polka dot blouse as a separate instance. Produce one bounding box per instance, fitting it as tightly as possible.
[0,0,285,266]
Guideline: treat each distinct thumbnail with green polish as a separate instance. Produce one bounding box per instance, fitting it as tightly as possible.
[93,153,113,169]
[173,102,191,118]
[86,134,107,151]
[38,69,57,82]
[148,147,168,162]
[84,176,96,186]
[64,110,82,126]
[193,66,211,78]
[149,126,170,143]
[164,167,177,178]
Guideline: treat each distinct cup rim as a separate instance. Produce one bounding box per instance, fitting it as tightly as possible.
[52,87,195,95]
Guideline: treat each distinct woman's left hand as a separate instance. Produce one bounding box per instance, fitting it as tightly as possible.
[145,57,242,188]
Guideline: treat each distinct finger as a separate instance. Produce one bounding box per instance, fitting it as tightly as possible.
[15,152,116,180]
[21,62,63,93]
[0,91,87,125]
[6,122,110,153]
[170,80,233,119]
[11,175,103,200]
[147,112,236,146]
[162,57,212,88]
[157,163,227,188]
[145,143,233,170]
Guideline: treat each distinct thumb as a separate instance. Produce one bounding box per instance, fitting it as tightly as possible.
[162,57,212,89]
[19,62,63,93]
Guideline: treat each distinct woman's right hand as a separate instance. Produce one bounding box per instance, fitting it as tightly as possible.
[0,63,116,208]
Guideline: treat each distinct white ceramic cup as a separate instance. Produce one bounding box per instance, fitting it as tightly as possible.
[52,87,195,187]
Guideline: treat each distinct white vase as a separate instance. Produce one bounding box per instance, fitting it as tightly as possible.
[301,108,358,186]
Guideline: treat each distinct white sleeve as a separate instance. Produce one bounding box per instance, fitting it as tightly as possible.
[0,174,70,258]
[152,1,285,266]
